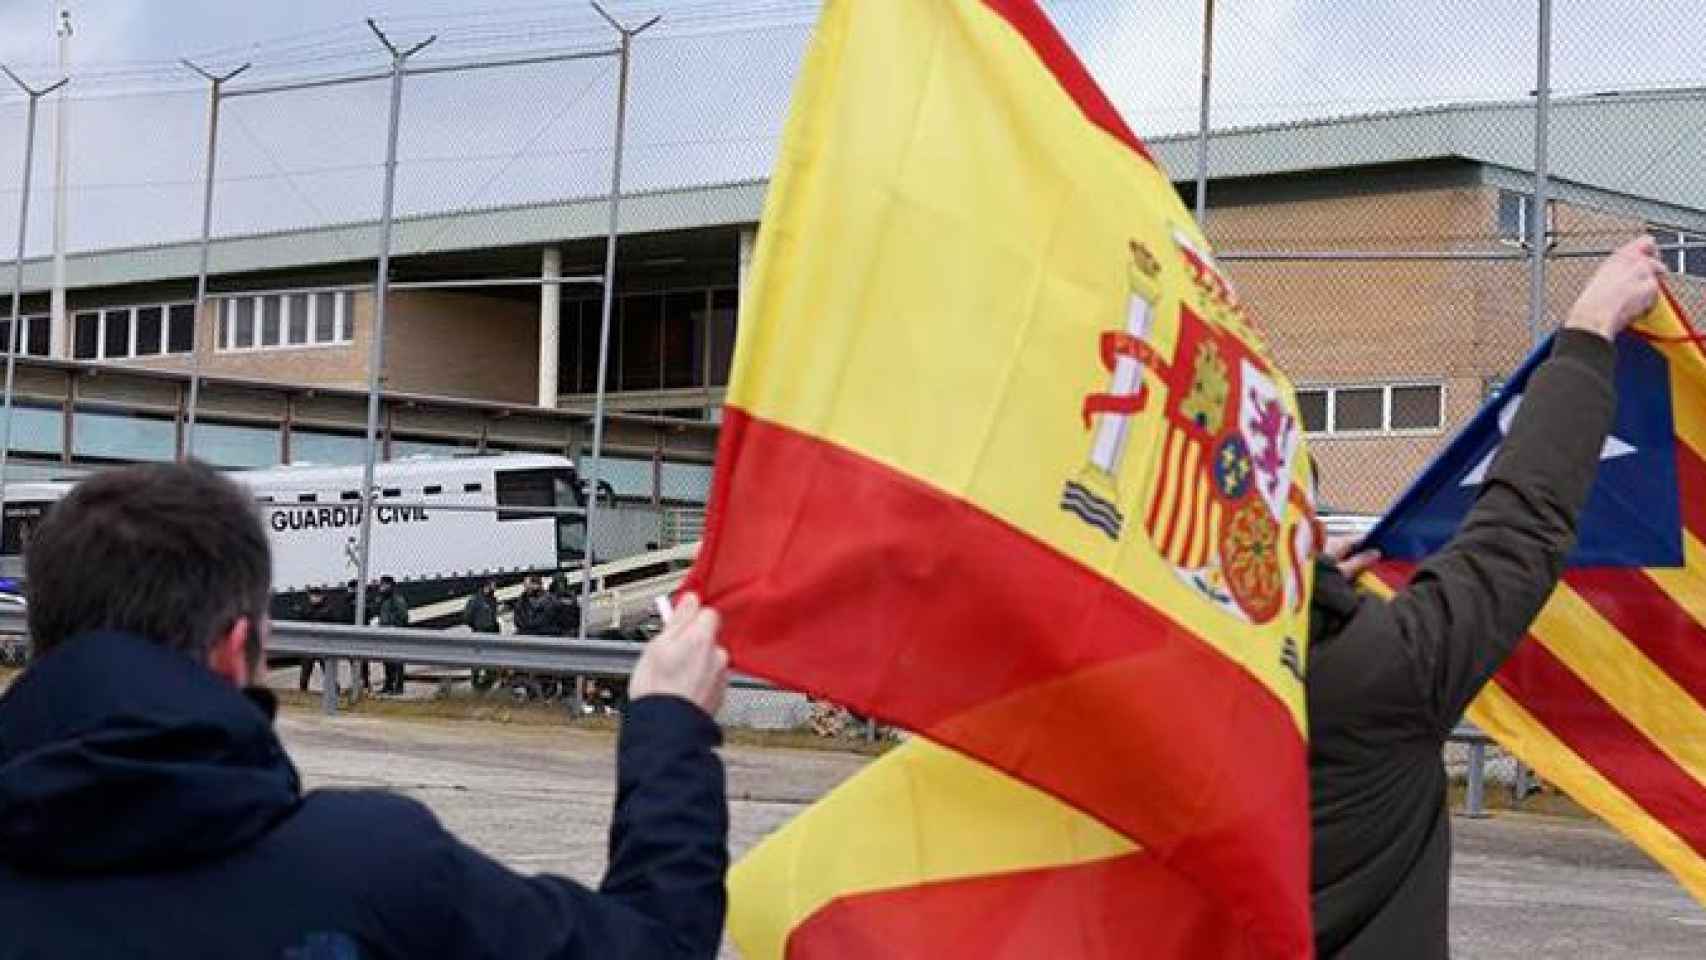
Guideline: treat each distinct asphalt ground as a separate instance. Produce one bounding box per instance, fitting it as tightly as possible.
[274,704,1706,959]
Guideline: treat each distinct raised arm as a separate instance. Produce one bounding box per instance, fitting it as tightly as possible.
[1385,237,1666,732]
[420,596,731,959]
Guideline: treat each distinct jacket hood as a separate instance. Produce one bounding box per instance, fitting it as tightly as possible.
[0,632,300,873]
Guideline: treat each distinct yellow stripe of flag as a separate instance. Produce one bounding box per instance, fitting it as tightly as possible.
[1529,583,1706,791]
[728,739,1135,960]
[1469,681,1706,906]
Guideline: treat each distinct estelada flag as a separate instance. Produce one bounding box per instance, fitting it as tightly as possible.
[685,0,1318,955]
[1365,288,1706,907]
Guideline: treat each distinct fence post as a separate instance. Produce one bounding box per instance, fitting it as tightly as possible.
[1464,740,1489,817]
[1193,0,1215,226]
[180,60,250,456]
[580,4,661,640]
[348,21,436,717]
[1526,0,1553,346]
[0,67,69,558]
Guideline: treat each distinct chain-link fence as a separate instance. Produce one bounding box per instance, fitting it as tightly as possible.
[2,1,1704,739]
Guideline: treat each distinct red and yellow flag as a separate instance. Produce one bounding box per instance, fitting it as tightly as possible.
[688,0,1318,955]
[1366,288,1706,905]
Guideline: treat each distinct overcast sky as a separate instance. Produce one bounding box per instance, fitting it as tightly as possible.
[0,0,1700,257]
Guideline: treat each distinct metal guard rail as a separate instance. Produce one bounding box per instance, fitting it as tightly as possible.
[0,606,770,690]
[0,606,1521,769]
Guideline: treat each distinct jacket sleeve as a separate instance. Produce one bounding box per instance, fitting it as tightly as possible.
[1384,329,1618,734]
[418,695,728,959]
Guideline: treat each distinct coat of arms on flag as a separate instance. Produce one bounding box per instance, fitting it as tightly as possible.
[687,0,1320,956]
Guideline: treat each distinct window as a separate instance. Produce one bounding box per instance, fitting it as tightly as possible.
[0,316,51,358]
[187,421,281,468]
[261,297,283,347]
[291,430,367,466]
[287,295,309,345]
[707,288,738,387]
[135,307,163,357]
[1390,385,1444,430]
[1295,390,1328,433]
[231,299,255,350]
[620,294,663,391]
[168,305,195,353]
[495,467,559,521]
[70,302,195,361]
[103,309,131,360]
[0,403,63,456]
[218,290,353,353]
[1333,388,1383,432]
[1298,383,1444,436]
[73,312,99,360]
[24,315,49,356]
[1497,189,1553,247]
[560,286,739,398]
[72,408,176,462]
[1651,227,1706,279]
[662,291,706,389]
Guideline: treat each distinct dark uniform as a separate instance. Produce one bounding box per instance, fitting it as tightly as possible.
[376,584,411,694]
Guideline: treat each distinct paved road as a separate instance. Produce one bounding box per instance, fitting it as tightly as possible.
[276,709,1705,958]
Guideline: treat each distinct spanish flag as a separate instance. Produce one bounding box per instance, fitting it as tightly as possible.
[687,0,1317,956]
[1366,288,1706,907]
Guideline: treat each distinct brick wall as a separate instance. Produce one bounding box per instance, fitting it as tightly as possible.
[1209,183,1652,512]
[116,289,540,405]
[382,291,538,404]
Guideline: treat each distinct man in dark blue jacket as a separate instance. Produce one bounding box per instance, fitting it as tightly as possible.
[0,461,732,959]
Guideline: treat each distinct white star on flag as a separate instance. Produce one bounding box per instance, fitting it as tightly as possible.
[1462,394,1636,487]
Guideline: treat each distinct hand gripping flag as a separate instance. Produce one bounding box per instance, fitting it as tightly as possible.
[1365,288,1706,906]
[685,0,1319,955]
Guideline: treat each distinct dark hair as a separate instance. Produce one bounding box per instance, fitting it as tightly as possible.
[26,461,272,666]
[379,575,395,587]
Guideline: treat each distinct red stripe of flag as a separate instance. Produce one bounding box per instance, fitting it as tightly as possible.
[1495,638,1706,859]
[1176,454,1201,565]
[978,0,1155,164]
[690,408,1310,953]
[1673,439,1706,541]
[788,851,1254,960]
[1563,568,1706,713]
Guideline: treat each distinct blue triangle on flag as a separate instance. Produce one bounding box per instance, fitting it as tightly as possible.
[1364,332,1682,569]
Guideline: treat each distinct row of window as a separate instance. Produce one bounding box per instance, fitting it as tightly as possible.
[1295,383,1444,436]
[1496,191,1706,280]
[218,291,355,353]
[72,304,196,360]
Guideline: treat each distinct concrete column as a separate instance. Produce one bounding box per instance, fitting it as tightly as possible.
[737,227,756,310]
[538,245,562,408]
